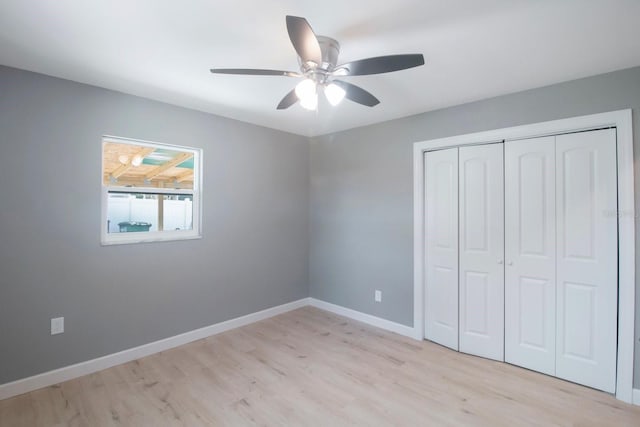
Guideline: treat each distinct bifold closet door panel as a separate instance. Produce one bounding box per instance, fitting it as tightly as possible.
[424,148,459,350]
[504,137,556,375]
[555,129,617,393]
[458,143,504,361]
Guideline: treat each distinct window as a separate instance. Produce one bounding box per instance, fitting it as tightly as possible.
[101,136,202,245]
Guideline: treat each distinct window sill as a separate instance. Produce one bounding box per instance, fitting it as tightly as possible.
[101,231,202,246]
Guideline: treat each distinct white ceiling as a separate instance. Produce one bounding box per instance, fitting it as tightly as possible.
[1,0,640,137]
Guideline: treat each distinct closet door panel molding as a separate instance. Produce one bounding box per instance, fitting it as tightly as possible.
[504,137,556,375]
[424,148,459,350]
[458,143,505,361]
[555,129,618,393]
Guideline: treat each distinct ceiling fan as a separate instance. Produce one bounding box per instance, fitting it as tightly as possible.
[210,16,425,111]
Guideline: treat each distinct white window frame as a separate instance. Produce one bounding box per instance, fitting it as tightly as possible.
[101,135,203,245]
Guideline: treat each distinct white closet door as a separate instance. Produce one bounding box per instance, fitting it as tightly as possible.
[425,148,459,350]
[459,143,504,361]
[504,137,556,375]
[555,129,617,393]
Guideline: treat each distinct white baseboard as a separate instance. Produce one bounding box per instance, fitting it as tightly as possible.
[308,298,420,340]
[0,298,310,401]
[1,292,633,406]
[0,297,420,401]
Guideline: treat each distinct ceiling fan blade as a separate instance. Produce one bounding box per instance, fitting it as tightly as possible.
[338,54,425,76]
[210,68,301,77]
[286,15,322,65]
[277,89,298,110]
[332,80,380,107]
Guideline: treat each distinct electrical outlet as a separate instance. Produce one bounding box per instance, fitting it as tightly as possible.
[51,317,64,335]
[374,290,382,302]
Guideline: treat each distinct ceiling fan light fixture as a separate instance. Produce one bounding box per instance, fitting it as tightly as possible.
[295,78,318,110]
[295,78,316,100]
[325,83,346,106]
[210,16,425,110]
[299,92,318,111]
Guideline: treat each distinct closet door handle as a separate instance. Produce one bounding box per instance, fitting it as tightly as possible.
[507,261,513,266]
[497,259,504,264]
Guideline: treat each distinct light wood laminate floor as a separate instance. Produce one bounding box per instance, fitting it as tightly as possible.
[1,306,639,426]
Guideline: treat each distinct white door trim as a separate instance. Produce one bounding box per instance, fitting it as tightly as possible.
[413,109,634,403]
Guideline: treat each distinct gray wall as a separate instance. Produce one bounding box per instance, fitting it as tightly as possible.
[309,66,640,386]
[2,64,639,388]
[0,66,309,384]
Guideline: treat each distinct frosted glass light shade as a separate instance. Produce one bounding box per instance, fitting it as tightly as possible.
[295,79,318,110]
[299,92,318,110]
[325,83,346,106]
[295,79,316,100]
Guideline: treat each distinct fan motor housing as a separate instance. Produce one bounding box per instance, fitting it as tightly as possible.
[298,35,340,81]
[317,36,340,69]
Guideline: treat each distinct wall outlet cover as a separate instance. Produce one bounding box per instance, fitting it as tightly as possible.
[51,317,64,335]
[374,290,382,302]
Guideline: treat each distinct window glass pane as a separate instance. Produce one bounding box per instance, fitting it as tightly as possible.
[106,192,194,234]
[163,196,193,231]
[107,192,158,233]
[103,142,194,190]
[101,136,200,244]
